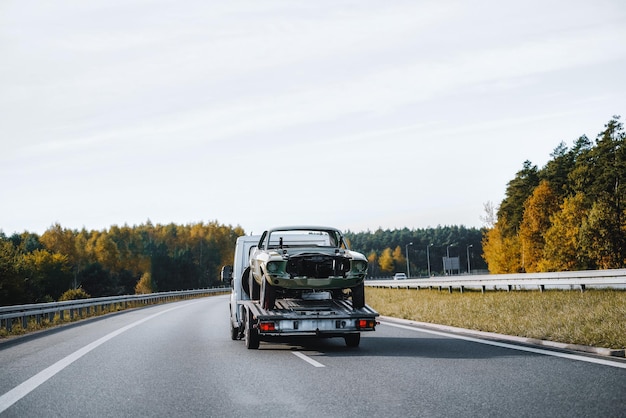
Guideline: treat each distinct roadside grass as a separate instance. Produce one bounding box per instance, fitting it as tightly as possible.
[366,287,626,349]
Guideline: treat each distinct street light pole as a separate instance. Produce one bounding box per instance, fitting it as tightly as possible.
[446,244,456,275]
[466,244,473,274]
[405,242,413,278]
[426,243,433,277]
[446,245,451,276]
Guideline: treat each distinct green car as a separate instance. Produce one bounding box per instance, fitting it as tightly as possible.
[248,226,368,310]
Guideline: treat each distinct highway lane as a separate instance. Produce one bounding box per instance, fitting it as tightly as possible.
[1,295,625,417]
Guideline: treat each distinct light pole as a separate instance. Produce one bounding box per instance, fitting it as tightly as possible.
[405,242,413,278]
[466,244,473,274]
[446,244,456,275]
[426,243,433,277]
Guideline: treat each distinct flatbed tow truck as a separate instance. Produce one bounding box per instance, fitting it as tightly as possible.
[222,234,379,349]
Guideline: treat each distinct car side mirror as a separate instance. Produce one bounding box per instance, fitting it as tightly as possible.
[220,265,233,283]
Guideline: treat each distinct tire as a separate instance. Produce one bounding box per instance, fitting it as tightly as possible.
[351,282,365,309]
[241,267,251,297]
[244,308,260,349]
[229,304,239,340]
[261,279,276,310]
[230,320,239,340]
[249,269,260,301]
[344,333,361,347]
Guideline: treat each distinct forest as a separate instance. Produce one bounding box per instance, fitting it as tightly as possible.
[482,116,626,273]
[345,226,486,278]
[0,221,485,306]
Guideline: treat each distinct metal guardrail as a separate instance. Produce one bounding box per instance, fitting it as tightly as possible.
[0,287,229,332]
[365,269,626,293]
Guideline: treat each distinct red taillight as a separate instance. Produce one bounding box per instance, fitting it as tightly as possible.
[259,322,276,332]
[355,319,376,329]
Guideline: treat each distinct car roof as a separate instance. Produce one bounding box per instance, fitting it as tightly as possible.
[266,226,342,233]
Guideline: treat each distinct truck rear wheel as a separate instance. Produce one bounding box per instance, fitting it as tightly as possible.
[245,308,260,349]
[344,333,361,347]
[230,320,239,340]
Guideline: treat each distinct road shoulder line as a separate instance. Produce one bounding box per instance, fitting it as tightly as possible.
[380,316,626,369]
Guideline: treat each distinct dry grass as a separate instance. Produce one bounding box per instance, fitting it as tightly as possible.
[366,287,626,349]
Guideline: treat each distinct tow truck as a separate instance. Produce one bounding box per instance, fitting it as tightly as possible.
[222,233,379,349]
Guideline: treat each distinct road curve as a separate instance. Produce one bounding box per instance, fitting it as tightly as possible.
[1,295,624,417]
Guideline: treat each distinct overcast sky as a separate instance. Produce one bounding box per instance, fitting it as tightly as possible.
[1,0,625,236]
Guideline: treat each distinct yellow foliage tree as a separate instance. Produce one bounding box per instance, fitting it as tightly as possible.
[481,217,522,273]
[378,248,394,273]
[392,246,405,272]
[518,181,560,272]
[135,272,153,294]
[538,193,588,271]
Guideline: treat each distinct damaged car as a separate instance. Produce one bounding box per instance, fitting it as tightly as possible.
[248,226,368,310]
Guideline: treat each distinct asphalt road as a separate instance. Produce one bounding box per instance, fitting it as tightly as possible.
[1,295,625,417]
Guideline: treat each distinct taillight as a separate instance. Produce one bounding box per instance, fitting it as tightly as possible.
[355,319,377,329]
[259,322,276,332]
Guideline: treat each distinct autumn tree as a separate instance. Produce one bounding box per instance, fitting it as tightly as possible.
[539,193,588,271]
[392,245,406,272]
[481,217,522,273]
[21,249,71,302]
[518,181,560,272]
[378,248,394,273]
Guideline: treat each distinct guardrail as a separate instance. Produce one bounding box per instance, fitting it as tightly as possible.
[0,287,229,333]
[365,269,626,293]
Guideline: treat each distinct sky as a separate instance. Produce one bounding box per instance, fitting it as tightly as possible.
[1,0,625,236]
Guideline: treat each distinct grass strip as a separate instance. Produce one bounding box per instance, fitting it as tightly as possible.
[366,288,626,349]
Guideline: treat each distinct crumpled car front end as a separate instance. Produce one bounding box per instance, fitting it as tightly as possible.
[263,250,368,290]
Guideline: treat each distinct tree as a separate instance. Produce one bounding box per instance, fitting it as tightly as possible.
[482,217,522,273]
[567,135,594,198]
[21,249,71,302]
[480,201,497,228]
[518,181,560,272]
[539,193,589,271]
[378,248,394,273]
[541,141,575,199]
[0,240,26,305]
[135,272,153,294]
[392,246,405,272]
[367,251,378,277]
[497,160,540,236]
[580,198,625,269]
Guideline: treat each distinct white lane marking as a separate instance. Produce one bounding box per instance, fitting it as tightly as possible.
[0,301,201,414]
[381,321,626,369]
[292,351,325,368]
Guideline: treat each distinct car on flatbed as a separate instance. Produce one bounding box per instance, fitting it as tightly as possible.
[249,226,369,310]
[222,228,378,349]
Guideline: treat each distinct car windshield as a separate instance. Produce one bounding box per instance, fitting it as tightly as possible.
[262,228,344,250]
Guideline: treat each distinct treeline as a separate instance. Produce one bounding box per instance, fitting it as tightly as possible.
[0,219,486,305]
[483,116,626,273]
[0,221,243,305]
[345,226,486,277]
